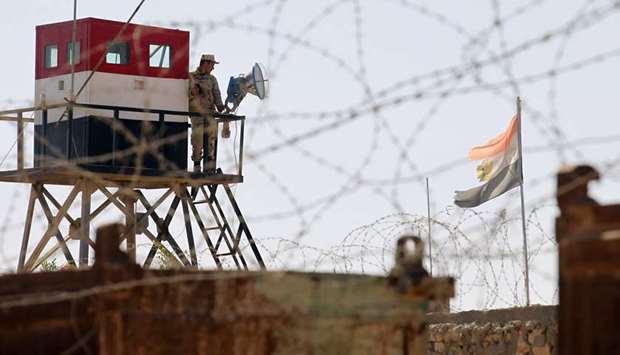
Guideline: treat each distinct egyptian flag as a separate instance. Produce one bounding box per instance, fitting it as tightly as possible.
[454,116,522,208]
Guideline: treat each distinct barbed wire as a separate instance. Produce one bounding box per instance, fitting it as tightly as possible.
[0,0,618,314]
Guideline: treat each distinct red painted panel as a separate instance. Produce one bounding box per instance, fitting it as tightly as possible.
[36,18,189,80]
[35,19,90,80]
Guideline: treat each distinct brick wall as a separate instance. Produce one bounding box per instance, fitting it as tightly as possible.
[426,306,557,355]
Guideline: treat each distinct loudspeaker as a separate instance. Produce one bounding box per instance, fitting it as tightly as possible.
[225,63,269,112]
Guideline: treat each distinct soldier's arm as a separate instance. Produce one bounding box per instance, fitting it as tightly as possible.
[188,73,198,97]
[212,77,225,112]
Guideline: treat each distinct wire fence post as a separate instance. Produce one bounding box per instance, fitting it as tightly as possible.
[426,177,433,276]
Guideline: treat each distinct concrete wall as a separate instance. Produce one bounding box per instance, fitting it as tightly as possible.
[426,306,557,355]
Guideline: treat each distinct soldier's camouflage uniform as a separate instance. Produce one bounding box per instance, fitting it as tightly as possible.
[188,69,225,170]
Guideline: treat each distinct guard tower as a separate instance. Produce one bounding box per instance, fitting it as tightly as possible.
[0,18,265,271]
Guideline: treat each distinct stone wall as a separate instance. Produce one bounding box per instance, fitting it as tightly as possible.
[426,305,557,355]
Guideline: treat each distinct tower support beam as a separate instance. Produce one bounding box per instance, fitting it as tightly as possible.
[14,177,264,271]
[18,185,37,271]
[80,180,92,267]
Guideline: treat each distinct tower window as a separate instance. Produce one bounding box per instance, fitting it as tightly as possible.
[106,42,130,64]
[44,44,58,68]
[149,44,172,68]
[67,41,81,65]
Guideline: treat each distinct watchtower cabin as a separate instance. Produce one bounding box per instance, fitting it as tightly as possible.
[0,18,264,272]
[35,17,189,172]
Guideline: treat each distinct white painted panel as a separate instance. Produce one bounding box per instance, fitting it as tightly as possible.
[34,71,91,124]
[35,71,189,124]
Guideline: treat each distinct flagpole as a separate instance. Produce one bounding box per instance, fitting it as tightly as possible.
[516,96,530,306]
[425,177,433,276]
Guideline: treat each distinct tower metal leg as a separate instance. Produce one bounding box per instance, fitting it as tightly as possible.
[18,185,37,272]
[80,181,92,267]
[25,185,79,271]
[25,186,81,270]
[35,186,77,266]
[121,193,137,263]
[180,195,198,267]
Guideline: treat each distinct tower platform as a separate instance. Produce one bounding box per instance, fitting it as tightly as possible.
[0,166,242,189]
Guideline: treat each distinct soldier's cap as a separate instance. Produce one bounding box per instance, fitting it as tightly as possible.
[200,54,220,64]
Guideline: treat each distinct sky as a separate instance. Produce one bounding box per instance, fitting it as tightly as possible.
[1,0,620,311]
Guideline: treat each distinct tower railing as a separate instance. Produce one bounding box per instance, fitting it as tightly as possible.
[0,102,246,178]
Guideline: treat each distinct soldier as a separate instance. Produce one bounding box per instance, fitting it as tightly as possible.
[188,54,226,174]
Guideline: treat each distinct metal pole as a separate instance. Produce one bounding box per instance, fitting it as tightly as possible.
[42,107,48,166]
[80,180,91,267]
[239,119,245,177]
[425,177,433,276]
[516,96,530,306]
[112,109,119,166]
[17,112,23,171]
[70,0,78,101]
[66,105,73,160]
[158,112,165,169]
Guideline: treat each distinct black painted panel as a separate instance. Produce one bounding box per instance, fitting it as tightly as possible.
[34,115,188,173]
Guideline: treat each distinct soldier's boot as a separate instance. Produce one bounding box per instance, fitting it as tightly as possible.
[204,159,216,175]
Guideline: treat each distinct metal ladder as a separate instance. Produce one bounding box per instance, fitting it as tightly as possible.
[188,184,265,270]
